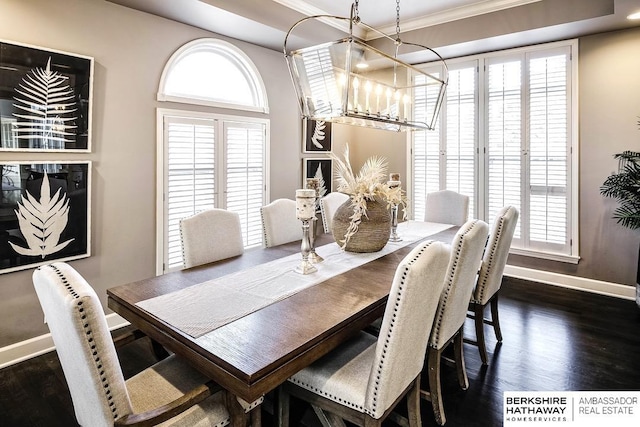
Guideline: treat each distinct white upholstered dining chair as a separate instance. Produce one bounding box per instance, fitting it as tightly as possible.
[422,219,489,426]
[319,192,350,234]
[467,205,519,365]
[32,262,251,427]
[260,198,300,248]
[424,190,470,226]
[278,240,451,427]
[179,208,244,269]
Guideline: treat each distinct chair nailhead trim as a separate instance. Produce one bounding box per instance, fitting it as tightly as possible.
[475,207,512,303]
[260,207,269,247]
[290,241,436,418]
[431,221,479,348]
[289,377,365,412]
[368,240,434,417]
[38,264,120,420]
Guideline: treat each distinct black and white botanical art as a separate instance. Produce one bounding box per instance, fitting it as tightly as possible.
[303,119,332,152]
[0,162,90,274]
[0,41,93,151]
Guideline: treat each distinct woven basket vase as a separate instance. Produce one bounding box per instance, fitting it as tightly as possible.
[331,198,391,253]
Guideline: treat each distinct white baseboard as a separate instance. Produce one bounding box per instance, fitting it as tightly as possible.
[1,269,635,370]
[504,265,636,300]
[0,313,130,370]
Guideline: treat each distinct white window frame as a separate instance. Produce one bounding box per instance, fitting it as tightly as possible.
[157,38,269,113]
[156,108,270,274]
[409,39,579,264]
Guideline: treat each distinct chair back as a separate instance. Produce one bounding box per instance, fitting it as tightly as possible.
[430,219,489,350]
[33,262,132,427]
[180,208,244,268]
[424,190,470,226]
[364,240,450,418]
[319,192,350,233]
[260,198,300,247]
[472,206,519,305]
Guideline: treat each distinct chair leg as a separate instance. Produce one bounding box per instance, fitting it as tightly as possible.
[453,330,469,391]
[490,294,503,342]
[426,348,446,426]
[150,339,170,360]
[277,386,290,427]
[406,376,422,427]
[363,416,382,427]
[474,304,489,365]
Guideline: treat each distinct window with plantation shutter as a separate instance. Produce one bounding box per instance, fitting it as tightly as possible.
[157,39,270,274]
[412,62,477,221]
[224,121,265,248]
[486,57,522,242]
[412,41,578,262]
[164,117,216,270]
[160,114,268,273]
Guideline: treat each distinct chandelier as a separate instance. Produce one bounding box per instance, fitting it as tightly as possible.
[284,0,448,132]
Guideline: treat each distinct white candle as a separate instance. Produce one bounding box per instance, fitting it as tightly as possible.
[296,189,316,219]
[403,94,410,121]
[394,90,401,118]
[364,80,372,112]
[375,84,383,114]
[352,77,359,111]
[385,88,392,114]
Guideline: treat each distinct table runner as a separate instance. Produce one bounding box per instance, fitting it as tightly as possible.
[137,221,453,338]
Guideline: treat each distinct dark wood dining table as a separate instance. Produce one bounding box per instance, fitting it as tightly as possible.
[107,226,457,426]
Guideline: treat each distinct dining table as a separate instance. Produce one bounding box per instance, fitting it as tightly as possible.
[106,221,458,426]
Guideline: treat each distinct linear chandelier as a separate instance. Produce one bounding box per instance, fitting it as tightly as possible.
[284,0,448,132]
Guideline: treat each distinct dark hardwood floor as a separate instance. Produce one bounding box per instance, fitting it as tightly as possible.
[1,277,639,426]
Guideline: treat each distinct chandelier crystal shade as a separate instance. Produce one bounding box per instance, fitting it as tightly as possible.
[284,2,448,132]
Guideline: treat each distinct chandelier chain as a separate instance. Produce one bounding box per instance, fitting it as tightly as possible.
[396,0,401,41]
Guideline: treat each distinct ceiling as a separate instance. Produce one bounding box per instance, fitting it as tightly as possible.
[106,0,640,58]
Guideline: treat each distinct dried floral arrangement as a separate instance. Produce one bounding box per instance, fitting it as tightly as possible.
[329,144,407,246]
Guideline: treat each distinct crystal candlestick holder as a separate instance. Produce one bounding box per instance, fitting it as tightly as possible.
[295,218,317,274]
[295,189,318,274]
[308,217,324,263]
[389,203,402,242]
[387,176,402,242]
[305,178,324,264]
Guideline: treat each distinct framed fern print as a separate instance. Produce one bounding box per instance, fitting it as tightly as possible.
[303,158,332,195]
[0,40,93,151]
[303,118,332,153]
[0,161,91,274]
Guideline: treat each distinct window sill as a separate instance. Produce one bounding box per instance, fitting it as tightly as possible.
[509,247,580,264]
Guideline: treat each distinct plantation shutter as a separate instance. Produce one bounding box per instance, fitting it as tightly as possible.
[164,116,216,270]
[224,121,266,247]
[412,70,442,221]
[486,57,523,240]
[412,64,477,221]
[527,49,570,252]
[445,66,477,218]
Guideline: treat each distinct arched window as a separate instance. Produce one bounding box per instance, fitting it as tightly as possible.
[158,38,269,113]
[156,39,270,274]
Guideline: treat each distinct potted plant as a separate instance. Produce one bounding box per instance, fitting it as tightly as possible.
[600,120,640,308]
[329,145,407,252]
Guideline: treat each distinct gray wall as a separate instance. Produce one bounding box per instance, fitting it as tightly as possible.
[0,0,300,347]
[0,0,639,349]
